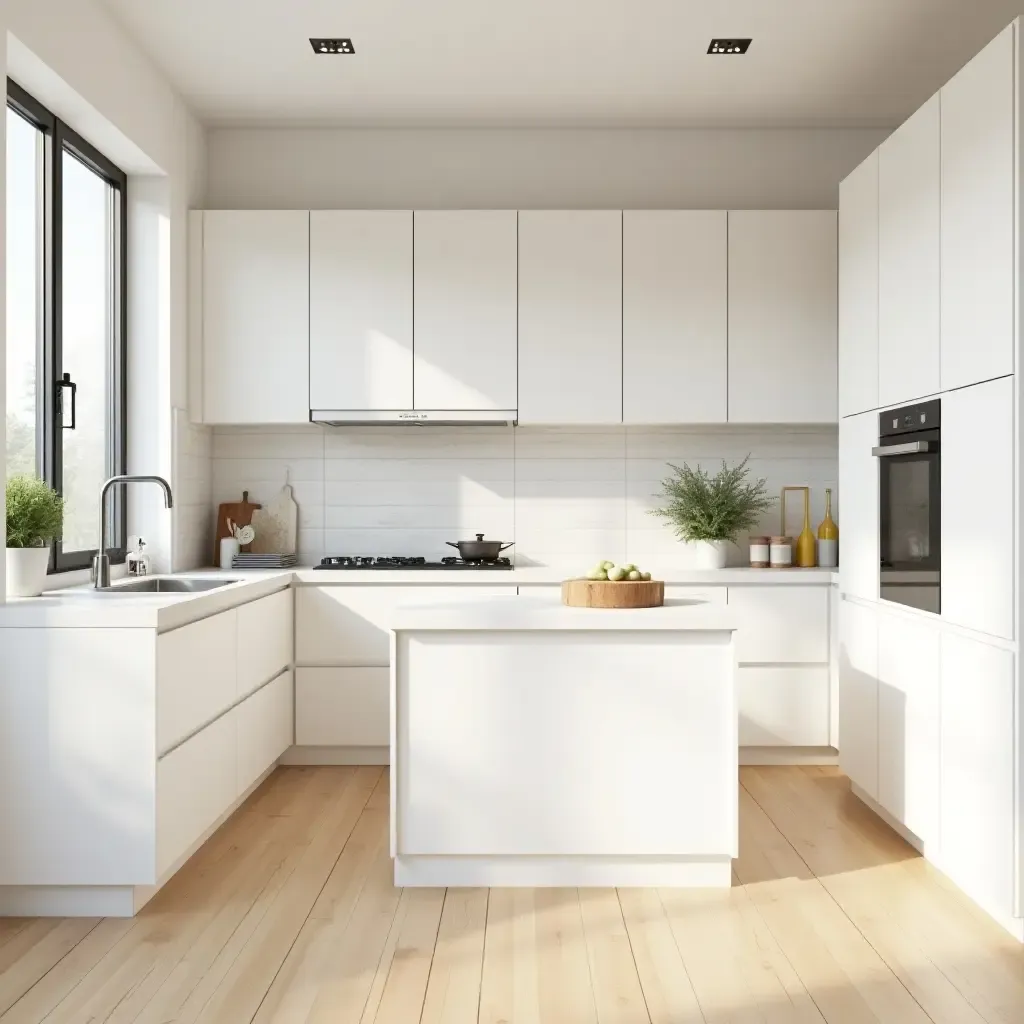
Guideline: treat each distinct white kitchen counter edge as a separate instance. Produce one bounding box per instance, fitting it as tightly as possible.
[0,566,836,629]
[391,596,739,631]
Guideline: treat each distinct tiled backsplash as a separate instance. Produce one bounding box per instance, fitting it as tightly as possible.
[205,424,837,570]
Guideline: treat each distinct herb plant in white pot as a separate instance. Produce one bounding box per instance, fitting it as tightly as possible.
[650,457,775,569]
[6,475,64,597]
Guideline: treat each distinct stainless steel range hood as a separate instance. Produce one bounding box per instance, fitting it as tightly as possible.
[310,409,517,427]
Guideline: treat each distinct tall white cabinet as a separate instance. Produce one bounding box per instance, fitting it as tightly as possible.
[622,211,727,424]
[727,211,837,424]
[940,24,1015,392]
[877,96,941,408]
[202,211,311,425]
[517,211,623,425]
[309,211,414,412]
[413,211,518,411]
[838,152,879,417]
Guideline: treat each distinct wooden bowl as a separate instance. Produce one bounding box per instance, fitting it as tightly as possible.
[561,578,665,608]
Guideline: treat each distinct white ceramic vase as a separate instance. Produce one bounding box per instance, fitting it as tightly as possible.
[6,546,51,598]
[692,539,729,570]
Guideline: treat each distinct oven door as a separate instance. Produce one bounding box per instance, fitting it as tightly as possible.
[874,434,940,613]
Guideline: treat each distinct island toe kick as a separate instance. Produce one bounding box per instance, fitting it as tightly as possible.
[390,597,739,887]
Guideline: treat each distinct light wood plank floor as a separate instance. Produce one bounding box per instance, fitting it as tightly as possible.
[1,765,1022,1023]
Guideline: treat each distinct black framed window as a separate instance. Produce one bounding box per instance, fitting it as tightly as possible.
[6,80,127,572]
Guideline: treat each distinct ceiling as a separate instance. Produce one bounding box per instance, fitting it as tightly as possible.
[100,0,1024,128]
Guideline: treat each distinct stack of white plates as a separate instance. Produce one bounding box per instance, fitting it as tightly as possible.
[232,553,298,569]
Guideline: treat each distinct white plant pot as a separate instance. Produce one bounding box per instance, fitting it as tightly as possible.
[692,540,729,570]
[6,546,51,598]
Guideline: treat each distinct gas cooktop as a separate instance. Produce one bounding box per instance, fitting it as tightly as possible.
[313,556,513,570]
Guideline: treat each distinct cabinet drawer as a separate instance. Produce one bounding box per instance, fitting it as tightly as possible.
[295,667,389,746]
[236,670,294,793]
[237,590,293,698]
[295,586,516,665]
[728,586,829,664]
[157,609,237,755]
[157,711,236,877]
[738,666,830,747]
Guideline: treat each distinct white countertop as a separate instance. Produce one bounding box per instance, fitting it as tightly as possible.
[391,595,738,631]
[0,565,834,630]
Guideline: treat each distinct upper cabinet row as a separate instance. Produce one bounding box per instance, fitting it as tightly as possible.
[839,23,1015,417]
[198,209,837,426]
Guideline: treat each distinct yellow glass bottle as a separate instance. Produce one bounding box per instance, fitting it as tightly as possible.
[817,488,839,568]
[795,488,816,567]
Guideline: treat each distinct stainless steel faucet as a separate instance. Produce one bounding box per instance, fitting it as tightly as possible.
[92,475,174,588]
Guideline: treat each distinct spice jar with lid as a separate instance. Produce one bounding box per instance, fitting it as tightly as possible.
[770,536,793,568]
[749,536,770,568]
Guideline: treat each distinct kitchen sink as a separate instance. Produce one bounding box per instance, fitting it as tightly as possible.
[94,577,240,594]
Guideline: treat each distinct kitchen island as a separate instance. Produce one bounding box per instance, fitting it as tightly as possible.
[390,595,739,887]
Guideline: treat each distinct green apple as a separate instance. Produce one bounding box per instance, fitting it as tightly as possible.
[628,569,641,581]
[607,565,627,582]
[640,571,652,581]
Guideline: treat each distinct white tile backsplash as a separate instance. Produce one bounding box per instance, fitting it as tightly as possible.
[209,423,838,570]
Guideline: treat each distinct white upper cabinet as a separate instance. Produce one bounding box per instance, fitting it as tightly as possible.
[413,211,518,412]
[941,25,1015,391]
[202,211,310,424]
[838,410,878,602]
[518,211,622,424]
[942,376,1014,640]
[838,151,879,417]
[622,211,727,424]
[309,211,413,412]
[878,96,940,407]
[727,211,837,424]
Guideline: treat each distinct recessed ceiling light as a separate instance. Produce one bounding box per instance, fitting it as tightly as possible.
[708,39,751,55]
[310,38,355,55]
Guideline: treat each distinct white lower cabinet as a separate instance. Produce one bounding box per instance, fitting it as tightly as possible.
[939,633,1015,922]
[157,711,237,877]
[729,586,829,664]
[838,599,879,799]
[296,668,390,747]
[737,666,830,746]
[877,609,940,848]
[237,669,294,793]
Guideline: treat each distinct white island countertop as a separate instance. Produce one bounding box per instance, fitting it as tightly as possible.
[391,595,737,631]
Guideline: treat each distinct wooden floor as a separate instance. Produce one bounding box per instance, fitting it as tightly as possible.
[1,767,1022,1023]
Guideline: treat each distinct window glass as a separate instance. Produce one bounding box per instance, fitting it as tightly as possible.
[60,150,116,552]
[5,107,43,479]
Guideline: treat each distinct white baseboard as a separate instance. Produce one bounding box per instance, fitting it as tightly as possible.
[395,855,733,888]
[280,745,389,766]
[740,746,838,766]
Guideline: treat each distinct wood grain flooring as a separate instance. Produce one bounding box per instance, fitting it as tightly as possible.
[1,765,1022,1023]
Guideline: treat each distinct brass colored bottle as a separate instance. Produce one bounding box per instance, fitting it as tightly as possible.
[817,488,839,568]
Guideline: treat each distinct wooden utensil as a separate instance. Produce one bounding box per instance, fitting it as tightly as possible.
[250,484,299,555]
[561,578,665,608]
[213,491,261,564]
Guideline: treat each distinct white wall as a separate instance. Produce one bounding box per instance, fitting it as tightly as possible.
[3,0,207,580]
[205,127,888,210]
[209,425,838,571]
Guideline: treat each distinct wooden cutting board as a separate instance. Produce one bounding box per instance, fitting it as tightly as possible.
[250,484,298,555]
[213,491,261,564]
[561,578,665,608]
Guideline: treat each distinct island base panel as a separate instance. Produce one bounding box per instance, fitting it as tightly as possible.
[395,855,732,888]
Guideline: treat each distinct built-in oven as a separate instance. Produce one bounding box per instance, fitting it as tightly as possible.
[874,399,940,614]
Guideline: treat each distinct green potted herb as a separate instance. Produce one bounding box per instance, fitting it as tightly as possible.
[650,456,775,569]
[6,475,64,597]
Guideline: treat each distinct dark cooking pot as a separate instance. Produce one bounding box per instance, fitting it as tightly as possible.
[446,534,514,562]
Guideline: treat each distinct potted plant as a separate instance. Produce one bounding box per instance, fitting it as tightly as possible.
[6,475,64,597]
[650,456,775,569]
